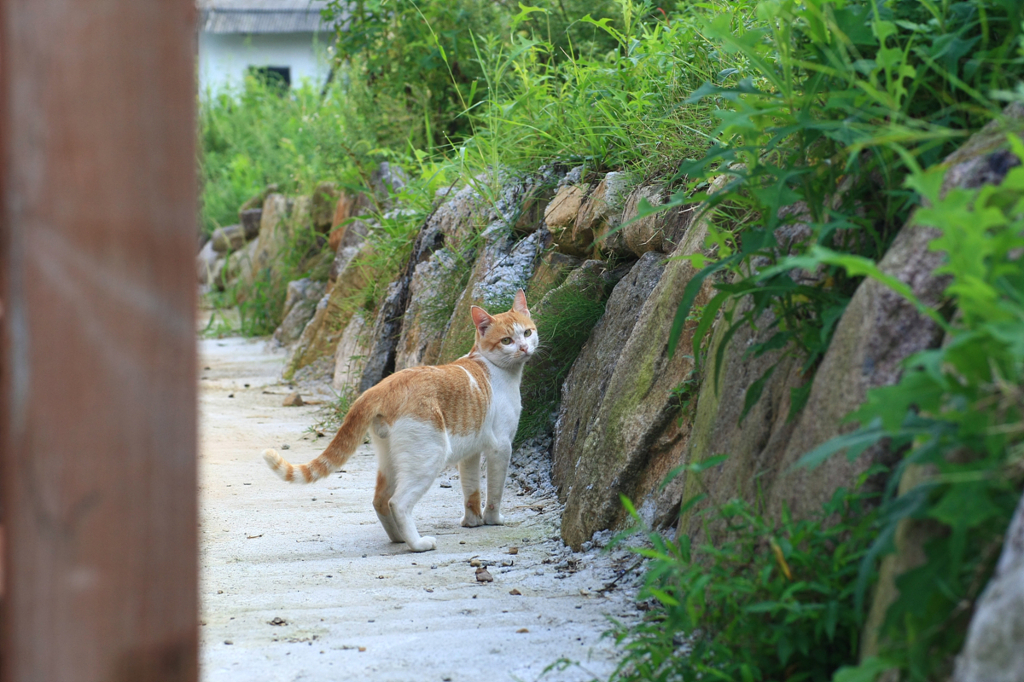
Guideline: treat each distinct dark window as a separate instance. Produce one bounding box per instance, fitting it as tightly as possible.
[248,65,291,89]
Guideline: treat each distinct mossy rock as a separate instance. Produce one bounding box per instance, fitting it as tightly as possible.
[554,213,716,549]
[436,230,543,364]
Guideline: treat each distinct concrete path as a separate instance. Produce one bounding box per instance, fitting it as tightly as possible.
[198,336,640,682]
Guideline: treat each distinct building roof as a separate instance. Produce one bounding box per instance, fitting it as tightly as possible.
[198,1,339,34]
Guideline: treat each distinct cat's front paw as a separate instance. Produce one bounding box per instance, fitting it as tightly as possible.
[408,536,437,552]
[483,511,505,526]
[461,512,484,528]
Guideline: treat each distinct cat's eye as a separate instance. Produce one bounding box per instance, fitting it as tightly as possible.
[501,337,513,345]
[524,329,533,337]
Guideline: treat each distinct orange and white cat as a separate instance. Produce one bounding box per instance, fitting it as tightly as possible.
[263,289,538,552]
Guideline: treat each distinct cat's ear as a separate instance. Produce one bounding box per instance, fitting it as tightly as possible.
[470,305,494,334]
[512,289,530,317]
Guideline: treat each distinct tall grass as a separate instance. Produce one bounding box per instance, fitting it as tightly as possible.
[198,76,375,236]
[455,1,728,178]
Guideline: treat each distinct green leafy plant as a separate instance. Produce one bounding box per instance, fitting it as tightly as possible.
[667,0,1024,420]
[797,145,1024,681]
[609,481,879,682]
[321,0,624,152]
[199,76,372,236]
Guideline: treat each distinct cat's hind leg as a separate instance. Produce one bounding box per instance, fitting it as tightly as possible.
[372,468,402,543]
[387,418,446,552]
[388,474,437,552]
[458,453,484,527]
[369,428,402,543]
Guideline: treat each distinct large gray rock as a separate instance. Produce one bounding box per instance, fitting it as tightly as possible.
[273,278,326,346]
[553,252,666,503]
[436,228,543,364]
[762,215,951,520]
[311,182,340,232]
[357,281,405,393]
[333,311,370,392]
[619,184,698,257]
[953,491,1024,682]
[197,240,220,285]
[668,305,808,545]
[222,238,259,291]
[394,247,468,371]
[575,171,636,257]
[426,181,488,247]
[247,193,293,286]
[283,241,376,379]
[554,211,717,548]
[239,208,262,239]
[856,106,1024,660]
[210,224,247,254]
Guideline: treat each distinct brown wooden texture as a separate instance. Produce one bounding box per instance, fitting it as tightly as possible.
[0,2,199,681]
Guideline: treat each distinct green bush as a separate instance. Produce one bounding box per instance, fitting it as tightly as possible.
[669,0,1024,417]
[797,144,1024,681]
[198,76,371,236]
[321,0,625,152]
[609,482,879,682]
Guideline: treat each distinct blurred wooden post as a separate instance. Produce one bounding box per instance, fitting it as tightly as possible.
[0,2,199,681]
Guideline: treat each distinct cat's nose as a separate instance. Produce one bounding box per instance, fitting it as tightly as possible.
[518,344,528,353]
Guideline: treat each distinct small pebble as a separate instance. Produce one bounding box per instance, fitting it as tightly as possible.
[282,444,290,450]
[227,394,234,398]
[224,640,233,645]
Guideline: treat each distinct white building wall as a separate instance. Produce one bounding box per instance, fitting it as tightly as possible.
[198,31,331,94]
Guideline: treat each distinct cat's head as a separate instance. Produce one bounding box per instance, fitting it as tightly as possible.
[470,290,538,368]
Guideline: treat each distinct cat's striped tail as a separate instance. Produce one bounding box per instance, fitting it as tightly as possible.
[263,393,377,484]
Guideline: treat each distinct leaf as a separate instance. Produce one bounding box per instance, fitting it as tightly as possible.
[793,418,886,470]
[740,364,777,424]
[832,657,897,682]
[928,483,1000,532]
[690,290,730,361]
[511,3,547,29]
[770,537,793,580]
[660,455,729,491]
[777,635,795,666]
[668,254,741,358]
[767,246,950,332]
